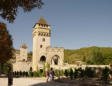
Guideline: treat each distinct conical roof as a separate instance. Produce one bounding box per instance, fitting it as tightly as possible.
[37,17,49,25]
[21,43,27,49]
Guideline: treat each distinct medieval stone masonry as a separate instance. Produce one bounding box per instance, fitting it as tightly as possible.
[13,17,64,72]
[32,17,64,71]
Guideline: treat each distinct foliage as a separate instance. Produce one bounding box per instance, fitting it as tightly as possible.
[84,67,94,78]
[64,69,69,77]
[64,46,112,65]
[74,69,78,79]
[101,67,110,82]
[27,51,32,61]
[0,63,8,74]
[46,62,50,69]
[77,68,84,78]
[69,68,73,80]
[42,64,46,76]
[29,71,33,77]
[0,0,44,23]
[33,71,39,77]
[54,69,59,77]
[0,22,13,63]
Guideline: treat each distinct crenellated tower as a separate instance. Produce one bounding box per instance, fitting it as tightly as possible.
[32,17,51,71]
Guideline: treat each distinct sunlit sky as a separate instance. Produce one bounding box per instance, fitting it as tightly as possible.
[1,0,112,51]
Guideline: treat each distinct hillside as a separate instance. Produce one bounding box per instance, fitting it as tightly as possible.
[64,46,112,65]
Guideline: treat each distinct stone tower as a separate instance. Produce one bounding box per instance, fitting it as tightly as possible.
[16,43,27,62]
[32,17,51,71]
[20,43,27,61]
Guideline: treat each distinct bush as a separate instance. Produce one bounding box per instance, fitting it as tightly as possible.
[29,71,33,77]
[74,69,78,79]
[23,71,26,77]
[54,69,59,77]
[101,67,109,83]
[42,64,46,77]
[33,71,39,77]
[25,72,28,77]
[60,70,64,76]
[16,71,19,77]
[77,68,84,78]
[14,71,17,77]
[69,68,73,80]
[84,67,94,78]
[64,69,69,77]
[20,71,22,76]
[46,62,50,69]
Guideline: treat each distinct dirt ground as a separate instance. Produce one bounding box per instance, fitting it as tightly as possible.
[0,77,112,86]
[0,77,73,86]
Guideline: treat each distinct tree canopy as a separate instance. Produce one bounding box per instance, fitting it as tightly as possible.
[0,22,13,63]
[0,0,44,23]
[64,46,112,65]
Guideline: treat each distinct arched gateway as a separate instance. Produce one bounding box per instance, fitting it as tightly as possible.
[51,55,60,65]
[40,56,46,63]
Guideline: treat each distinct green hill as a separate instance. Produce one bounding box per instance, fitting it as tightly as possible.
[64,46,112,65]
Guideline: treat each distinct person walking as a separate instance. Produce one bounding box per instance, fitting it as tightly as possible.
[46,68,49,82]
[8,66,13,86]
[49,68,55,81]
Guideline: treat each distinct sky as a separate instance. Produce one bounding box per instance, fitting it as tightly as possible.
[1,0,112,51]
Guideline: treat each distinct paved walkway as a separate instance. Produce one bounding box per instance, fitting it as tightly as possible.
[0,77,73,86]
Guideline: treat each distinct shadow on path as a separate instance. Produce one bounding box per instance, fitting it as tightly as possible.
[30,77,105,86]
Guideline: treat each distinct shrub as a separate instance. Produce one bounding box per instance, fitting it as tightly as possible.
[84,67,94,78]
[20,71,22,76]
[33,71,39,77]
[25,72,28,77]
[64,69,69,77]
[101,67,109,83]
[54,69,59,77]
[42,64,46,76]
[74,69,78,79]
[46,62,50,69]
[29,71,33,77]
[78,68,84,78]
[60,70,64,76]
[69,68,73,80]
[23,71,26,77]
[16,71,19,77]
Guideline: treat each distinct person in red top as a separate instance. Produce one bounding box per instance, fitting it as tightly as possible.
[46,68,49,82]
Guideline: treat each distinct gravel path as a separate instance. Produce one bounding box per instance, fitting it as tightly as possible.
[0,78,73,86]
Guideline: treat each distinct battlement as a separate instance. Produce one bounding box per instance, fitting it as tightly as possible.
[46,46,64,52]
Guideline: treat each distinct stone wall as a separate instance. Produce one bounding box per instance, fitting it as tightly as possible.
[13,61,32,72]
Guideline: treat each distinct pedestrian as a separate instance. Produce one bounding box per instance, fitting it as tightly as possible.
[52,68,55,81]
[46,68,49,82]
[8,66,13,86]
[50,68,55,81]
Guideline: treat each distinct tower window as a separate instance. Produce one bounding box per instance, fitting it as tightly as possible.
[40,45,43,48]
[43,38,45,42]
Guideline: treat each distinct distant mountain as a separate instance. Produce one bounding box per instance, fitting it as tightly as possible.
[64,46,112,65]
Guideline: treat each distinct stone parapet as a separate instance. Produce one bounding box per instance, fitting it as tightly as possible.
[46,46,64,52]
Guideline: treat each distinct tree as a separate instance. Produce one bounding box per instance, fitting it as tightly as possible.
[0,23,13,73]
[64,69,69,77]
[42,64,46,76]
[0,0,44,23]
[69,68,73,80]
[101,67,109,83]
[84,67,94,78]
[82,56,86,62]
[46,62,50,69]
[74,69,78,79]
